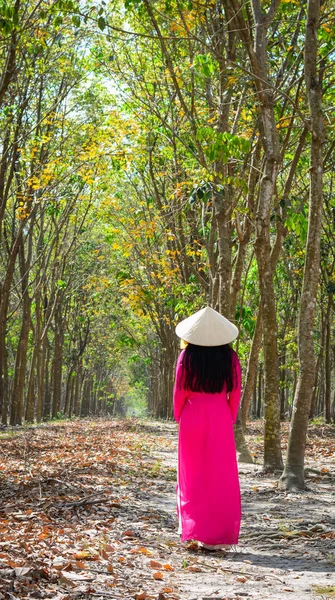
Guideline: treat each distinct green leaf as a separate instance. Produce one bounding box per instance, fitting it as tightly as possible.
[56,279,67,289]
[194,54,216,77]
[54,15,63,26]
[97,15,106,30]
[72,14,81,27]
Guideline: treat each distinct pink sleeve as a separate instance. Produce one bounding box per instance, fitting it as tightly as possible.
[228,352,242,424]
[173,350,188,422]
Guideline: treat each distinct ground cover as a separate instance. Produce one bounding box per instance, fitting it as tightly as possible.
[0,419,334,600]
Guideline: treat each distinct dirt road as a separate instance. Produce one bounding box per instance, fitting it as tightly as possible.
[0,419,334,600]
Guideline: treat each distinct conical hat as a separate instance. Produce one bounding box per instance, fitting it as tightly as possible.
[175,306,238,346]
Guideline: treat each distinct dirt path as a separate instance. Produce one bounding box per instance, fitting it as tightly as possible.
[0,419,334,600]
[146,421,335,600]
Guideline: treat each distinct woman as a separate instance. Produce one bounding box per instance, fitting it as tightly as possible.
[173,306,242,550]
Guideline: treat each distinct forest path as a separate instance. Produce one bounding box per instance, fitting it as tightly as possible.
[0,419,334,600]
[147,421,335,600]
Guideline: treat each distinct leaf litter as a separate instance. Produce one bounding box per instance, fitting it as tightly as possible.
[0,419,334,600]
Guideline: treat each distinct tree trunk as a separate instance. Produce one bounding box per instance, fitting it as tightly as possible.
[10,294,31,426]
[257,364,263,419]
[325,299,331,423]
[69,374,75,418]
[43,343,52,420]
[1,327,9,425]
[64,368,74,416]
[81,377,90,417]
[226,0,283,471]
[280,348,287,421]
[234,415,254,463]
[241,307,263,430]
[215,196,233,318]
[280,0,324,490]
[0,237,22,422]
[74,363,82,416]
[235,308,263,464]
[91,381,97,415]
[36,332,47,423]
[254,146,283,470]
[25,344,37,423]
[252,377,257,418]
[51,303,64,419]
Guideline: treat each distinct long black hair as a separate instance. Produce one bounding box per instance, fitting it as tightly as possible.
[182,343,234,394]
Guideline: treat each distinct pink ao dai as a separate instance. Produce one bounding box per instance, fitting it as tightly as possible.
[173,349,242,545]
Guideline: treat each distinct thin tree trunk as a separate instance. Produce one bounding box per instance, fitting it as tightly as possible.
[43,343,52,420]
[280,0,324,490]
[252,378,257,418]
[215,199,233,318]
[69,374,75,418]
[74,363,82,416]
[227,0,283,471]
[91,381,97,415]
[241,307,263,430]
[280,348,287,421]
[0,235,22,420]
[10,300,31,425]
[37,332,47,422]
[1,326,9,425]
[81,377,90,417]
[25,344,37,423]
[257,364,263,419]
[234,415,254,463]
[64,368,74,416]
[325,299,331,423]
[51,304,64,419]
[0,0,20,106]
[254,154,283,470]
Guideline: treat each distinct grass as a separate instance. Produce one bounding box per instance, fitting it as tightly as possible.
[312,585,335,597]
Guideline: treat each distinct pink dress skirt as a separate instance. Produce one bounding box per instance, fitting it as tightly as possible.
[173,349,242,545]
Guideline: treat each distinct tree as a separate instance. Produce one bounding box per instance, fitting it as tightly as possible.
[280,0,325,490]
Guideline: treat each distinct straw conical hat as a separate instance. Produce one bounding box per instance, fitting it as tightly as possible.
[175,306,238,346]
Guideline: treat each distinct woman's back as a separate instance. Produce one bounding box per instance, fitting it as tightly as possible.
[174,347,241,424]
[173,307,242,547]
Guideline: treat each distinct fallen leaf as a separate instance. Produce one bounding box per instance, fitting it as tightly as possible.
[15,567,32,578]
[131,546,152,555]
[135,592,148,600]
[150,559,163,569]
[73,551,99,561]
[60,571,95,582]
[122,530,136,537]
[153,572,164,580]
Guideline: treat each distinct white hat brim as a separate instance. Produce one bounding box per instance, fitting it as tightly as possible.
[175,306,238,346]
